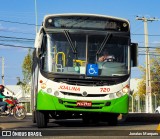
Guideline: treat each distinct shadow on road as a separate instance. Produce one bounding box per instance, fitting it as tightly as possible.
[0,115,159,130]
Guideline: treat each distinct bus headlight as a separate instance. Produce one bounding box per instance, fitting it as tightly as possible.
[122,85,130,94]
[109,93,115,99]
[116,91,123,97]
[54,91,59,96]
[47,88,52,93]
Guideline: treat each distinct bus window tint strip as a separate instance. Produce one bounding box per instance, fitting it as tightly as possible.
[45,16,129,32]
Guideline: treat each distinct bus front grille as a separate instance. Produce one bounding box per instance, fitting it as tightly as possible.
[62,100,105,110]
[61,91,108,97]
[65,106,103,109]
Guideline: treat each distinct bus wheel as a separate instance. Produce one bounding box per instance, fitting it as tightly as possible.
[36,110,48,128]
[108,115,118,126]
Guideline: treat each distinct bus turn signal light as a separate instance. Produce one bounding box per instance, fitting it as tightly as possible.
[122,85,130,94]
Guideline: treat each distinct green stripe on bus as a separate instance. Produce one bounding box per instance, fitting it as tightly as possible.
[36,90,128,114]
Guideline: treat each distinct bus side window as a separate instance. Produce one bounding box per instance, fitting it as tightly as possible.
[41,35,47,55]
[40,35,47,70]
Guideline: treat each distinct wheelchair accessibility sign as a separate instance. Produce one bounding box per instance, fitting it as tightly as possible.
[87,64,98,76]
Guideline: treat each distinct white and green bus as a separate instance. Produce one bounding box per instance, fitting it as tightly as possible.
[31,13,138,128]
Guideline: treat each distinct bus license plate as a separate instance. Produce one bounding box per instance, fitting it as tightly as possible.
[76,101,92,107]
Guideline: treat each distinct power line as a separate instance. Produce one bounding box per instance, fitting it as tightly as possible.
[0,39,34,43]
[0,35,34,40]
[0,30,35,35]
[0,43,34,49]
[1,19,160,36]
[0,36,34,44]
[137,41,160,44]
[0,19,40,26]
[1,19,160,37]
[132,33,160,36]
[139,53,160,56]
[138,47,160,49]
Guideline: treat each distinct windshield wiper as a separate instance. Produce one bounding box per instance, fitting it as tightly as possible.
[64,30,77,54]
[96,33,112,55]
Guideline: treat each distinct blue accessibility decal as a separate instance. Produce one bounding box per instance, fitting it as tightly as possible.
[86,64,98,76]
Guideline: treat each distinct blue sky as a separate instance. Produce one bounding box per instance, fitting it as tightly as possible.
[0,0,160,85]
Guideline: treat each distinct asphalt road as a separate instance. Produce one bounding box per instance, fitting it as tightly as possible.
[0,115,160,137]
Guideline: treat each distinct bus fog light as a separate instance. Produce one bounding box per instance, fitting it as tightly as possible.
[54,91,59,96]
[116,91,122,97]
[47,88,52,93]
[58,99,63,104]
[105,101,111,106]
[109,93,115,99]
[41,83,46,89]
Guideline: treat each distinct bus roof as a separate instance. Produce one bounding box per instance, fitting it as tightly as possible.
[43,13,130,24]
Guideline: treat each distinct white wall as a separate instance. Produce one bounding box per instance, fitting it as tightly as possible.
[3,85,30,99]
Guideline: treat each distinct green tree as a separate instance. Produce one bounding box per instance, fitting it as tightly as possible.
[21,49,33,94]
[137,48,160,97]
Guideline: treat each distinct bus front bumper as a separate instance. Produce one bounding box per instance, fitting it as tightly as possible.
[36,90,129,114]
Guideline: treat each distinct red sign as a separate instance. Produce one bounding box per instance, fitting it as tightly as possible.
[76,101,92,107]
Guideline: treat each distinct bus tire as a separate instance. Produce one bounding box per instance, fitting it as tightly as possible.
[36,110,48,128]
[108,115,118,126]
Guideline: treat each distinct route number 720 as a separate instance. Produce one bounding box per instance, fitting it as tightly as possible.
[100,88,110,92]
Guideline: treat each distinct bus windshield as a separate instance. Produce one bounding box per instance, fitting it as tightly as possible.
[41,33,129,77]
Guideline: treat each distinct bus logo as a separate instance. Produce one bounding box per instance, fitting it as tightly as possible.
[58,85,80,92]
[87,64,98,76]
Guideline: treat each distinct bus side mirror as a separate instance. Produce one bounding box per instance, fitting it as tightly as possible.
[36,48,41,58]
[131,43,138,67]
[35,33,43,58]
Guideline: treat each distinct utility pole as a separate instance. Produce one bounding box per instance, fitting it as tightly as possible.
[0,57,4,85]
[34,0,38,33]
[136,16,158,113]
